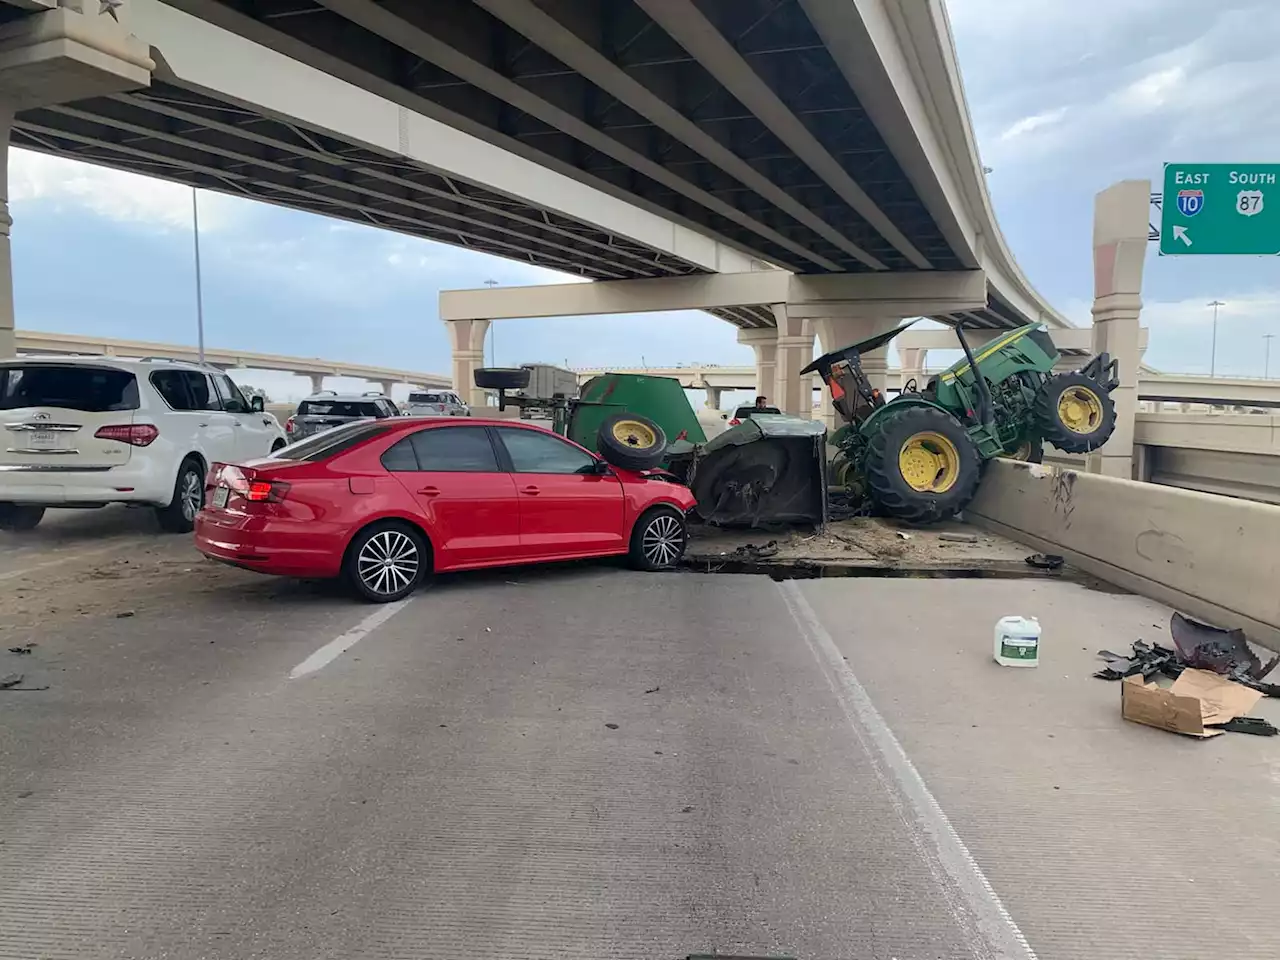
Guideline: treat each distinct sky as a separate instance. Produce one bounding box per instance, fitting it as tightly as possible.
[10,0,1280,401]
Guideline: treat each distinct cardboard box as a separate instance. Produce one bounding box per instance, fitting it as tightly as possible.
[1121,668,1263,738]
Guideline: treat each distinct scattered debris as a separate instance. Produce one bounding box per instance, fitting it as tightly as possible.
[730,540,779,559]
[896,531,912,540]
[1122,669,1263,738]
[604,722,619,730]
[115,611,135,619]
[938,532,978,544]
[1207,717,1278,737]
[1170,613,1280,695]
[7,643,34,655]
[0,674,22,688]
[643,686,660,694]
[17,790,33,799]
[1025,553,1065,570]
[680,805,694,813]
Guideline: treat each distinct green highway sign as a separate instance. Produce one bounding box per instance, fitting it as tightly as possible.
[1160,163,1280,255]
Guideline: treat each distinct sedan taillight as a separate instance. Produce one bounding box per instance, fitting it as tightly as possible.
[728,418,741,426]
[285,416,296,434]
[95,424,159,446]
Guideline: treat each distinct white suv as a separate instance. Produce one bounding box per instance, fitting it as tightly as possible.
[0,356,287,533]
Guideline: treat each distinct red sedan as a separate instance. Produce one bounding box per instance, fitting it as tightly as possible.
[194,417,696,602]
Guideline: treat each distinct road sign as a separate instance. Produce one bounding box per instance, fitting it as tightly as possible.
[1159,163,1280,255]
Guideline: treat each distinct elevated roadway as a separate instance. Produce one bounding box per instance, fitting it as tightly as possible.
[12,329,448,392]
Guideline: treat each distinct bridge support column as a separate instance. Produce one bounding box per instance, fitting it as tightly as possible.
[0,4,153,359]
[736,327,777,404]
[900,347,926,392]
[1088,180,1149,479]
[379,380,395,397]
[703,385,724,411]
[770,306,812,418]
[308,374,326,394]
[810,317,901,430]
[447,318,490,410]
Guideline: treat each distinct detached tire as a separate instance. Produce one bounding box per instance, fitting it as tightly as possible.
[597,412,668,471]
[474,367,530,391]
[629,506,687,571]
[1035,372,1116,454]
[155,457,205,533]
[863,406,981,523]
[0,503,45,532]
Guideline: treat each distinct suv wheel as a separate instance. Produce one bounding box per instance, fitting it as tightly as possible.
[156,458,205,533]
[0,503,45,532]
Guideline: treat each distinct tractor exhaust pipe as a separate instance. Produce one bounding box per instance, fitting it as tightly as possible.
[955,323,995,428]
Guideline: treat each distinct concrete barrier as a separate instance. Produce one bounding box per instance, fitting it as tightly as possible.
[966,459,1280,651]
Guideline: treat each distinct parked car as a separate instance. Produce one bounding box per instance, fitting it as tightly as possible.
[402,390,469,417]
[195,417,695,602]
[286,391,399,441]
[724,404,782,426]
[0,356,287,533]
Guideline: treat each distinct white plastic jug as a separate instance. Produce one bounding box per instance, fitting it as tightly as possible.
[994,615,1040,667]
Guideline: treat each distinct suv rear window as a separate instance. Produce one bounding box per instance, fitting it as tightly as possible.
[733,405,781,418]
[409,393,447,404]
[0,364,139,412]
[297,400,382,418]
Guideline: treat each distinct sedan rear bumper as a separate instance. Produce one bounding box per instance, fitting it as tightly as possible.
[194,512,344,578]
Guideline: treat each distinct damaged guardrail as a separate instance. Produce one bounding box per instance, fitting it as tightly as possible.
[965,459,1280,651]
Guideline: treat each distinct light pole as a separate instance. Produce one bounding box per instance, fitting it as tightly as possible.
[192,187,206,363]
[1265,334,1276,379]
[1208,300,1225,376]
[483,279,498,366]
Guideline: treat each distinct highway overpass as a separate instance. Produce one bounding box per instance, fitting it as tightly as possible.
[12,330,448,393]
[0,1,1129,433]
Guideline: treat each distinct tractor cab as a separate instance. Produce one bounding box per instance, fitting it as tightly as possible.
[801,320,918,427]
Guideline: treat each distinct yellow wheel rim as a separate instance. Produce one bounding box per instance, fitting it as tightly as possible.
[611,419,657,449]
[1057,386,1104,435]
[898,431,960,493]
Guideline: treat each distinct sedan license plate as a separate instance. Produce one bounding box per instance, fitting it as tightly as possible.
[212,486,230,509]
[29,430,58,449]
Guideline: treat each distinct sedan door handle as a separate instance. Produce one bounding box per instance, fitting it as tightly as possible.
[520,485,540,495]
[417,486,440,497]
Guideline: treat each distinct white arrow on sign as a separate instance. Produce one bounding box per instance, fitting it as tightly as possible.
[1173,225,1192,247]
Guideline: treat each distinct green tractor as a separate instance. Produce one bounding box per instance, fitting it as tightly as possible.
[803,320,1119,523]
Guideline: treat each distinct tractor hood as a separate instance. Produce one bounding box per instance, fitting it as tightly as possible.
[801,319,920,380]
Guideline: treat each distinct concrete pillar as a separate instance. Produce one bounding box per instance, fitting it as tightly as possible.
[704,385,724,410]
[308,373,325,394]
[0,107,12,359]
[810,316,901,430]
[1088,180,1149,478]
[0,4,153,358]
[379,380,395,397]
[447,318,490,410]
[736,327,776,403]
[770,304,812,417]
[899,347,926,393]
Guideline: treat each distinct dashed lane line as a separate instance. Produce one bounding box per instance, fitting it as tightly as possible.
[778,579,1038,960]
[288,597,415,679]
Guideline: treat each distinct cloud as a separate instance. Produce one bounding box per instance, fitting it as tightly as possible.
[9,148,247,231]
[998,107,1067,142]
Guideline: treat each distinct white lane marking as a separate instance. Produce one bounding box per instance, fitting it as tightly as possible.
[778,580,1038,960]
[289,598,414,679]
[0,543,127,583]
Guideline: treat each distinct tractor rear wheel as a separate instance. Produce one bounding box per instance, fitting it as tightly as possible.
[1035,373,1116,454]
[863,407,981,523]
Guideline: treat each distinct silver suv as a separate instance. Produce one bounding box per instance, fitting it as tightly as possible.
[402,390,470,417]
[286,391,400,442]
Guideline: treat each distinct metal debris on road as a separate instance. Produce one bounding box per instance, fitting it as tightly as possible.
[938,532,979,543]
[1170,612,1280,695]
[0,673,22,688]
[7,643,35,655]
[1206,717,1278,736]
[730,540,779,559]
[1025,553,1065,570]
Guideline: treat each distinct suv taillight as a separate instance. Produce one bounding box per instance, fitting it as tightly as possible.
[95,424,159,446]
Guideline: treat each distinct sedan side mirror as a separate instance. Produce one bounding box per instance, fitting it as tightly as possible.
[250,396,265,413]
[720,413,728,420]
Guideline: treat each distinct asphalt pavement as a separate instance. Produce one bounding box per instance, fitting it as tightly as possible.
[2,509,1278,960]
